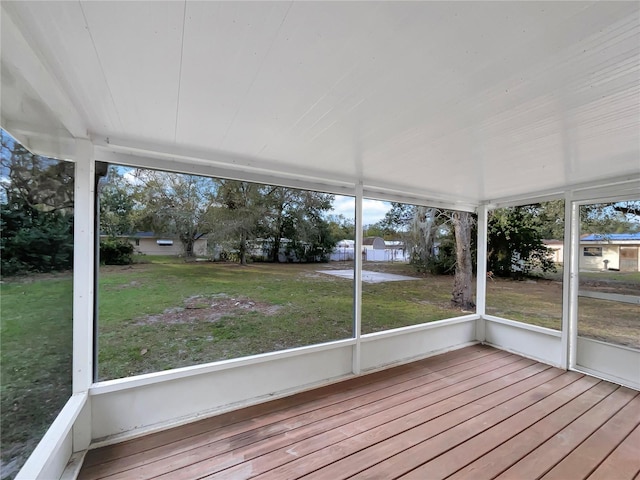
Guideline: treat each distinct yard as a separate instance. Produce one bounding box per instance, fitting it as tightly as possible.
[1,258,638,478]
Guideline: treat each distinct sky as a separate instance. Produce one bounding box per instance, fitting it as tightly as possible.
[331,196,391,226]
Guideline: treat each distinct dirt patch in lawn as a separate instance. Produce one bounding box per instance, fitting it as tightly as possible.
[135,294,282,325]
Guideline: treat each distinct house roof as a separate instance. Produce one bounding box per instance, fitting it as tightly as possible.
[581,233,640,242]
[363,237,385,246]
[2,2,639,206]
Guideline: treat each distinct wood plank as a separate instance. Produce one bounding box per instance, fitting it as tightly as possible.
[77,347,639,480]
[367,379,614,479]
[164,358,548,480]
[81,344,492,471]
[496,392,640,480]
[448,386,638,480]
[401,382,625,479]
[308,374,592,480]
[153,357,544,480]
[540,393,640,480]
[80,348,508,479]
[588,425,640,480]
[244,368,583,480]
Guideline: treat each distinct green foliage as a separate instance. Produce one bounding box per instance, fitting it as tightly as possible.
[100,238,134,265]
[1,197,74,276]
[134,170,217,257]
[1,130,75,277]
[326,214,355,241]
[425,238,457,275]
[580,201,640,234]
[99,169,140,237]
[363,220,396,239]
[488,206,556,278]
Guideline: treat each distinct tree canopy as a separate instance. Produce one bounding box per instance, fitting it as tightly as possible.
[1,130,74,275]
[98,167,340,263]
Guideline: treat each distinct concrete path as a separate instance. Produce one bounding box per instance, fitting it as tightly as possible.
[318,269,420,284]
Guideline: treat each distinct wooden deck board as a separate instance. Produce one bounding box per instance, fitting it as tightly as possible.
[588,425,640,480]
[447,385,639,480]
[78,345,639,480]
[82,345,487,469]
[81,346,500,479]
[540,393,640,480]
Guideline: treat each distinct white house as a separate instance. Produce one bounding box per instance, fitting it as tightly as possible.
[580,233,640,272]
[330,239,355,261]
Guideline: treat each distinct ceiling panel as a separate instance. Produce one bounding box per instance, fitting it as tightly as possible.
[1,1,638,204]
[79,1,185,140]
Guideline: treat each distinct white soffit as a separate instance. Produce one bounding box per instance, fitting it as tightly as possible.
[1,1,639,203]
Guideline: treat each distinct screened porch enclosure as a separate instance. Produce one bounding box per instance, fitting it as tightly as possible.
[1,1,639,479]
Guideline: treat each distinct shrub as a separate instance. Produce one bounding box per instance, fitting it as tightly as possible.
[100,238,134,265]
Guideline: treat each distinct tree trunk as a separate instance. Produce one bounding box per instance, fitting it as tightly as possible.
[183,237,195,258]
[239,230,248,265]
[451,211,475,309]
[271,231,281,263]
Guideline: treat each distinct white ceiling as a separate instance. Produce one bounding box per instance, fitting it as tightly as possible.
[2,1,639,205]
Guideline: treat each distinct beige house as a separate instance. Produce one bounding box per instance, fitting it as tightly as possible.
[106,233,208,257]
[580,233,640,272]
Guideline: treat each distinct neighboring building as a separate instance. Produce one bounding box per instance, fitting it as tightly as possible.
[384,240,409,262]
[329,238,408,262]
[103,232,208,257]
[363,236,386,261]
[580,233,640,272]
[330,239,355,261]
[543,239,564,264]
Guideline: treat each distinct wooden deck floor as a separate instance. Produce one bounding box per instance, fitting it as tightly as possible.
[78,345,640,480]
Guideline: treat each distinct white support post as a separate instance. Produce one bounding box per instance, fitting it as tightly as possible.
[72,139,95,450]
[475,205,488,342]
[565,197,580,370]
[353,183,364,375]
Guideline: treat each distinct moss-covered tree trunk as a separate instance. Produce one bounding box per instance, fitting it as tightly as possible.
[452,211,475,309]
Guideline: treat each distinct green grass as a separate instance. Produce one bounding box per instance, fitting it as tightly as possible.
[0,276,73,479]
[98,259,355,379]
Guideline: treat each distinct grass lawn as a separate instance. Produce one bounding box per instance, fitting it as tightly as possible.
[0,274,73,480]
[1,257,637,478]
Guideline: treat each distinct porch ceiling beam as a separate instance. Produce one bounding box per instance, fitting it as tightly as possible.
[1,6,87,140]
[93,146,357,198]
[484,173,640,209]
[94,137,479,211]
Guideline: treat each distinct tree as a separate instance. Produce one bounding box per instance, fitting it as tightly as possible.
[135,170,217,258]
[451,211,475,309]
[381,203,450,272]
[265,188,335,262]
[214,180,268,265]
[580,201,640,234]
[1,130,74,275]
[99,167,140,238]
[326,214,355,241]
[487,206,555,278]
[277,190,336,262]
[381,202,476,308]
[363,221,396,239]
